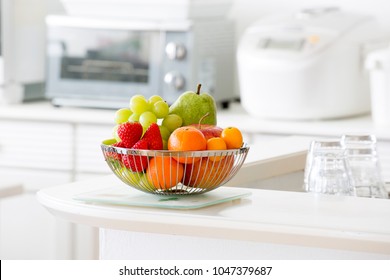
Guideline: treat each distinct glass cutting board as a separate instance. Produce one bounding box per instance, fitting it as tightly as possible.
[73,187,251,210]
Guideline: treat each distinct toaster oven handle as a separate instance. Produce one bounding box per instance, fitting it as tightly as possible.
[66,59,148,77]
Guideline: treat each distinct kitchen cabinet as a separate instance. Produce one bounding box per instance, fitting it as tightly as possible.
[0,116,111,259]
[75,124,114,174]
[0,121,73,171]
[0,121,72,259]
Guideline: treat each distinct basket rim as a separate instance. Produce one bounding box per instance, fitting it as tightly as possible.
[101,139,249,157]
[101,139,250,195]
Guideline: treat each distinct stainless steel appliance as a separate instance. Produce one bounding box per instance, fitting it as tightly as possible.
[45,15,236,109]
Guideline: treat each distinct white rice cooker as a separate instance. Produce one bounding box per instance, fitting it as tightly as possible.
[237,7,386,120]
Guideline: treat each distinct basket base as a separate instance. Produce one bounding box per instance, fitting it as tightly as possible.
[73,186,251,210]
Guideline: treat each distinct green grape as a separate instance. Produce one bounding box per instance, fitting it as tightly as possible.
[152,100,169,119]
[112,124,121,142]
[139,111,157,129]
[128,113,140,122]
[162,139,168,150]
[148,95,164,106]
[114,108,132,124]
[162,114,183,132]
[130,95,150,114]
[159,125,171,140]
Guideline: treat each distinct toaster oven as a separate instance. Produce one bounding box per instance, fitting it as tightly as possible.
[45,15,236,109]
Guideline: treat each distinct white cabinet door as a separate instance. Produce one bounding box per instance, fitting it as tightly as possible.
[73,124,113,259]
[0,120,75,259]
[0,121,73,171]
[75,124,113,174]
[0,168,73,259]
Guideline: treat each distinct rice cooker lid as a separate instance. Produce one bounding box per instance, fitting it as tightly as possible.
[238,7,372,61]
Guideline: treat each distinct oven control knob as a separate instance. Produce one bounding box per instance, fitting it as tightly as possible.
[164,72,185,90]
[165,42,186,60]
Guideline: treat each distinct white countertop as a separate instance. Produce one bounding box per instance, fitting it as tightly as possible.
[37,174,390,255]
[0,180,23,199]
[36,137,390,256]
[1,101,390,140]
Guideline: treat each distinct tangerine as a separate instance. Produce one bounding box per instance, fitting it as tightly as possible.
[146,156,184,190]
[168,126,207,163]
[206,137,227,161]
[182,155,234,189]
[221,127,243,149]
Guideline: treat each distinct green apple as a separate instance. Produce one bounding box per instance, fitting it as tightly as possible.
[168,84,217,126]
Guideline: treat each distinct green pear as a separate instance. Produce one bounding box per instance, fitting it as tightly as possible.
[169,84,217,126]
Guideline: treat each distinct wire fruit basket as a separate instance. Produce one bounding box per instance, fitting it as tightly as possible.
[101,142,249,195]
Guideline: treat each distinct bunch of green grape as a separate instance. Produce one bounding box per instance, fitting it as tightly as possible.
[113,94,183,149]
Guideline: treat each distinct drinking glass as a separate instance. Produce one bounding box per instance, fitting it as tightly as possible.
[304,139,354,196]
[342,134,388,198]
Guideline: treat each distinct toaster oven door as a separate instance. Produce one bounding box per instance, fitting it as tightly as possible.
[46,24,162,107]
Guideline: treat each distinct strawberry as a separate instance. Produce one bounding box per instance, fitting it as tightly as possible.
[114,142,125,147]
[142,123,163,150]
[122,139,149,172]
[117,122,143,148]
[105,142,125,161]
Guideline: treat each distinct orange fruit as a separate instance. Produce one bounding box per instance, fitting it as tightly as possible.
[146,156,184,190]
[206,137,227,161]
[168,126,207,163]
[182,155,234,189]
[221,127,243,149]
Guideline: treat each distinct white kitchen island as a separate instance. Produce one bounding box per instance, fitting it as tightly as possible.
[2,101,390,259]
[37,138,390,260]
[37,175,390,260]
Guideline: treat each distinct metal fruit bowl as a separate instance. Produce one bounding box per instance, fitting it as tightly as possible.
[101,141,249,195]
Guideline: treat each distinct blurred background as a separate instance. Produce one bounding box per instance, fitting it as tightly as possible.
[1,0,390,260]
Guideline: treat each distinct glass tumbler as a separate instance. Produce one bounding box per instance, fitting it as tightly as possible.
[342,134,388,198]
[304,139,354,196]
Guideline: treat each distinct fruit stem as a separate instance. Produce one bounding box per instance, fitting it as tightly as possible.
[198,112,210,129]
[196,84,202,95]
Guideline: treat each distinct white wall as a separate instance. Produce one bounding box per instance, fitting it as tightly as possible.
[49,1,390,36]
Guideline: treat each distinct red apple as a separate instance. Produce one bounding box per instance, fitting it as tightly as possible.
[182,155,234,188]
[189,124,223,140]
